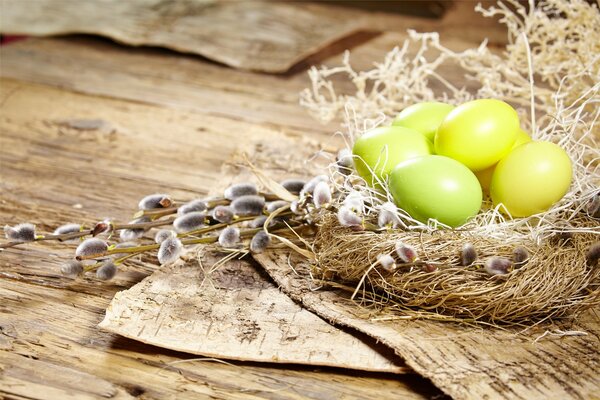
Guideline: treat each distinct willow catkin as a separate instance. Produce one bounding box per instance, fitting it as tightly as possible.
[460,243,478,266]
[485,257,512,275]
[337,206,362,228]
[232,195,265,216]
[75,238,108,260]
[173,211,205,233]
[155,229,176,244]
[218,226,240,248]
[96,261,117,280]
[53,223,81,236]
[224,183,258,200]
[377,253,396,272]
[266,200,289,214]
[343,191,365,214]
[300,175,328,196]
[395,242,417,263]
[4,223,36,242]
[138,193,172,210]
[178,199,207,216]
[119,217,149,241]
[61,260,83,278]
[586,242,600,266]
[513,246,529,267]
[212,205,234,223]
[377,202,400,228]
[336,148,354,175]
[250,231,271,253]
[313,182,332,209]
[280,179,306,195]
[158,237,183,265]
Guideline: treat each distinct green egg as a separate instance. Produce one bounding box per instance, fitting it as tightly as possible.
[389,155,482,227]
[352,126,433,186]
[392,101,454,142]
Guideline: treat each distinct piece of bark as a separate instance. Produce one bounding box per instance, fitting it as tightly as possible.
[99,251,408,373]
[254,250,600,400]
[0,0,367,73]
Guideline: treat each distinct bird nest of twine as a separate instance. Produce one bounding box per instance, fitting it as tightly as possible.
[295,0,600,325]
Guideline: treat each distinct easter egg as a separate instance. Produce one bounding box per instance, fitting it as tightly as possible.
[475,129,532,191]
[434,99,520,171]
[352,126,433,185]
[389,155,483,227]
[490,141,572,217]
[392,102,454,142]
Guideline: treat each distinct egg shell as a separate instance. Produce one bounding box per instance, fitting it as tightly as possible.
[389,155,483,227]
[490,141,572,217]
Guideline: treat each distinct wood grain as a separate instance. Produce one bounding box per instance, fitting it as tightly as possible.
[255,249,600,400]
[0,79,442,399]
[0,0,367,73]
[100,253,408,373]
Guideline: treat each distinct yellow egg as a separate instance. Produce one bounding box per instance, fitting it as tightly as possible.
[490,141,572,217]
[435,99,520,171]
[475,129,532,191]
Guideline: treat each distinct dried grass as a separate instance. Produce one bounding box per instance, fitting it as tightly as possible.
[299,0,600,324]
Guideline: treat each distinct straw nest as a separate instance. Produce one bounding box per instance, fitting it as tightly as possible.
[313,213,599,324]
[299,0,600,324]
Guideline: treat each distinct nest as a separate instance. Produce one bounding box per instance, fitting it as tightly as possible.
[313,214,599,324]
[298,0,600,324]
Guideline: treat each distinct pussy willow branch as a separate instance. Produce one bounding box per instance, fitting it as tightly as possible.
[134,193,283,218]
[0,218,177,249]
[81,223,307,271]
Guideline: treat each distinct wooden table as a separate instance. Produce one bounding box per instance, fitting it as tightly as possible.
[0,3,506,399]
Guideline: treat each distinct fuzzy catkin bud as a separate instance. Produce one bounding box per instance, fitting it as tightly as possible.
[290,200,302,215]
[92,220,112,237]
[280,179,306,195]
[422,264,438,273]
[218,226,240,248]
[377,253,396,272]
[158,237,183,265]
[155,229,176,244]
[337,206,362,228]
[266,200,289,214]
[53,223,81,236]
[75,238,108,260]
[395,242,417,263]
[212,205,234,223]
[460,243,477,266]
[4,223,36,242]
[300,175,328,197]
[138,193,172,210]
[343,191,365,214]
[484,257,512,275]
[313,182,331,209]
[173,211,206,233]
[224,183,258,200]
[96,261,117,280]
[250,231,271,253]
[586,241,600,267]
[178,199,208,216]
[61,260,83,278]
[232,195,265,216]
[336,148,354,175]
[587,192,600,219]
[377,202,400,228]
[248,215,278,229]
[513,246,529,267]
[119,217,149,241]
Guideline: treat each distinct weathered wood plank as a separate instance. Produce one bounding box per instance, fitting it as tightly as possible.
[0,80,442,399]
[255,249,600,400]
[99,254,408,373]
[0,0,369,73]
